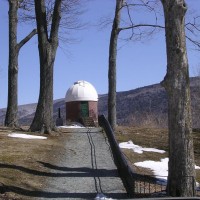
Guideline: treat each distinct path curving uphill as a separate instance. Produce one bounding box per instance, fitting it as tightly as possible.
[38,128,128,200]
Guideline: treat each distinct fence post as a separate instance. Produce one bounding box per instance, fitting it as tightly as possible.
[192,176,195,197]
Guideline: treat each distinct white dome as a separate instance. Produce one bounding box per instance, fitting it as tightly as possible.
[65,80,98,102]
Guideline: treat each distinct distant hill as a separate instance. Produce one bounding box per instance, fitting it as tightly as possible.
[1,77,200,128]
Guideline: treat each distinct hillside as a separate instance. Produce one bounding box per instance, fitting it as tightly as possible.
[1,77,200,128]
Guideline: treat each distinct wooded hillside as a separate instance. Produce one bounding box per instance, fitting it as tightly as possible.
[1,77,200,128]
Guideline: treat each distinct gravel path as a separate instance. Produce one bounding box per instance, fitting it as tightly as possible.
[37,128,128,200]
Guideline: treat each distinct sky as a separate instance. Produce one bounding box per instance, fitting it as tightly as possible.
[0,0,200,109]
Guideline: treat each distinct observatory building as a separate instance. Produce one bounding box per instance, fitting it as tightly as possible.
[65,80,98,126]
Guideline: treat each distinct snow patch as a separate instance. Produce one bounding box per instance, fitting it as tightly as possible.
[58,125,84,128]
[134,157,200,185]
[58,123,84,129]
[195,165,200,170]
[8,133,47,140]
[95,193,113,200]
[135,158,168,180]
[119,140,165,154]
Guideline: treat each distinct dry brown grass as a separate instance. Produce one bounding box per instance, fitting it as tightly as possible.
[0,126,70,200]
[0,125,199,199]
[115,126,200,183]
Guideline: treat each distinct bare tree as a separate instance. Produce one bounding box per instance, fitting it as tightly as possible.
[161,0,196,196]
[108,0,123,130]
[30,0,82,133]
[5,0,37,127]
[107,0,200,131]
[29,0,62,133]
[108,0,163,130]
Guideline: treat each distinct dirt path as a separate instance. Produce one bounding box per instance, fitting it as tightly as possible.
[32,129,128,200]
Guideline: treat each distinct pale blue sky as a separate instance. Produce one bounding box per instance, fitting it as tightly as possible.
[0,0,200,109]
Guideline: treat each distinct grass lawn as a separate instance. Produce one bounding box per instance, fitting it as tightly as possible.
[115,126,200,184]
[0,126,69,200]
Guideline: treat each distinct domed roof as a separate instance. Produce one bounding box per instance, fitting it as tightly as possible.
[65,80,98,102]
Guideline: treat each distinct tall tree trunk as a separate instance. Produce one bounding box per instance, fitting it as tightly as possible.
[5,0,37,127]
[108,0,123,130]
[30,0,61,133]
[5,0,19,127]
[161,0,196,196]
[30,43,57,133]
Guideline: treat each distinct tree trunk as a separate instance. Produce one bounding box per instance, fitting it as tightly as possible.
[5,0,19,127]
[5,0,37,127]
[161,0,196,196]
[108,0,122,130]
[30,43,57,133]
[30,0,61,133]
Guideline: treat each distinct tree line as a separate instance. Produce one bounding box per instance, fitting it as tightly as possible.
[108,0,199,197]
[3,0,200,197]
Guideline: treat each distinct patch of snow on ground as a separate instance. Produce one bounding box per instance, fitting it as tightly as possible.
[119,140,165,154]
[95,193,113,200]
[58,123,84,128]
[8,133,47,140]
[124,141,200,188]
[196,165,200,170]
[134,158,200,185]
[58,125,84,128]
[135,158,169,180]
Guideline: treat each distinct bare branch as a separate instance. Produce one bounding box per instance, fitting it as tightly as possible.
[185,14,200,50]
[186,22,200,33]
[119,24,164,31]
[124,2,134,39]
[34,0,48,40]
[96,16,113,31]
[50,0,62,42]
[185,16,200,35]
[18,0,35,24]
[17,28,37,50]
[112,0,164,42]
[186,35,200,51]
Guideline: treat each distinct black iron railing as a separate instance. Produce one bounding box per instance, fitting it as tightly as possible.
[98,115,199,198]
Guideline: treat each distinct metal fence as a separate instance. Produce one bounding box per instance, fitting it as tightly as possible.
[133,175,200,198]
[133,174,167,197]
[98,115,200,198]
